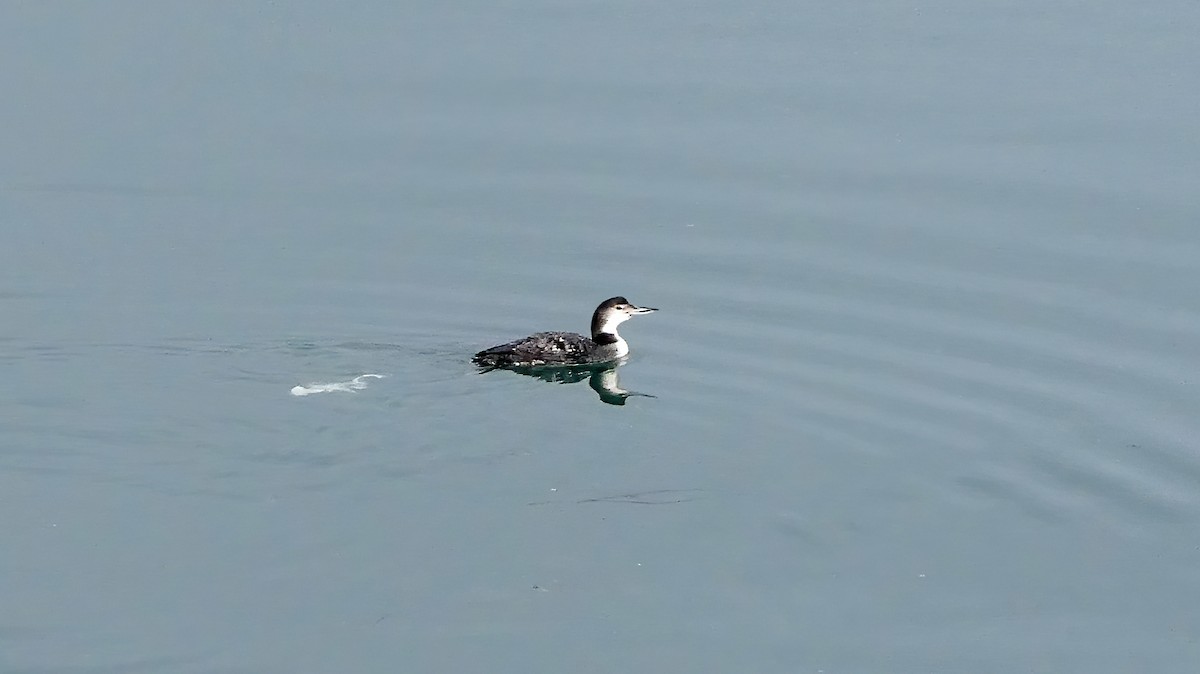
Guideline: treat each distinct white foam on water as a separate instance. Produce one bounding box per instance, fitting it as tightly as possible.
[290,374,385,396]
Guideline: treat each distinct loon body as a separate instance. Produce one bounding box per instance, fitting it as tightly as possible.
[473,296,657,369]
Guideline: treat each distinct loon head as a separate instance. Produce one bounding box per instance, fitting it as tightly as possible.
[590,296,657,340]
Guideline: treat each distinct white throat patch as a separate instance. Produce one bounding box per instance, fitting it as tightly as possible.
[597,310,631,335]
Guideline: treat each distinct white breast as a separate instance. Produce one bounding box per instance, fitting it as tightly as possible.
[611,337,629,358]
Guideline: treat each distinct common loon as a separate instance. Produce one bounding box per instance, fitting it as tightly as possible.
[473,296,657,368]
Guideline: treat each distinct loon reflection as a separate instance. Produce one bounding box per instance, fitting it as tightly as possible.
[489,360,655,406]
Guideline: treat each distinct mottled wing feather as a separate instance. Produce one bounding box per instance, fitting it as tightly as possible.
[473,331,595,367]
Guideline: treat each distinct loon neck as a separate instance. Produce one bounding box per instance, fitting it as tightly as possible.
[593,331,621,345]
[591,307,629,339]
[593,331,629,357]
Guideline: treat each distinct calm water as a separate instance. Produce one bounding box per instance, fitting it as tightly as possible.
[3,2,1200,672]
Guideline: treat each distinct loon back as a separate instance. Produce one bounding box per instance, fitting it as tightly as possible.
[472,331,599,368]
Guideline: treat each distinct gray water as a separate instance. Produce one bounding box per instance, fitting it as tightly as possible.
[3,2,1199,672]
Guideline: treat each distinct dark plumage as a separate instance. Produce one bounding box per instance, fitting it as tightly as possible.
[472,331,598,368]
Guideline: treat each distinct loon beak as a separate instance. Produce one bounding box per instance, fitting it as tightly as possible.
[629,305,657,315]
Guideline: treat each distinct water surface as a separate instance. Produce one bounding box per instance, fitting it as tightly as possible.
[3,1,1199,672]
